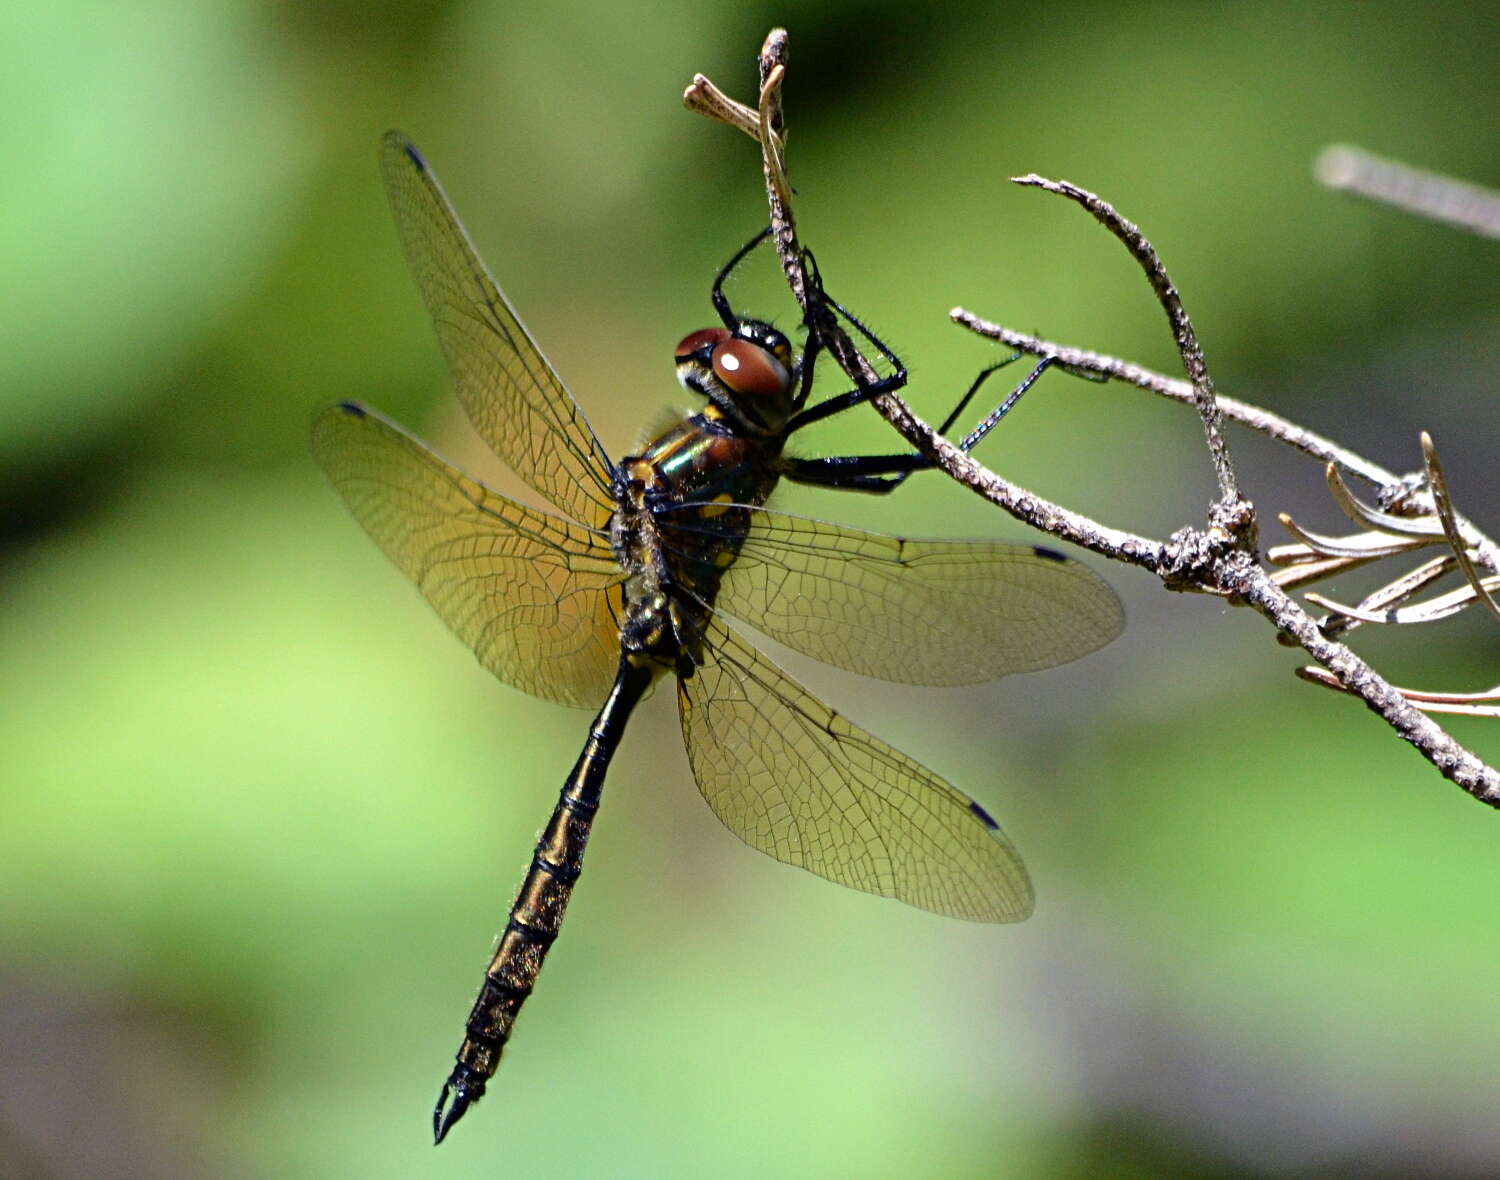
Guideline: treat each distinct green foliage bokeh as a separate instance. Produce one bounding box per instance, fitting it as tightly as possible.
[3,2,1498,1176]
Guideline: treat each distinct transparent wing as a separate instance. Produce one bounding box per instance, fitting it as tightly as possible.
[658,506,1123,686]
[380,131,616,527]
[677,616,1033,922]
[312,401,624,708]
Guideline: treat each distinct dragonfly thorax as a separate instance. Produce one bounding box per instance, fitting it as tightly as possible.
[609,403,785,679]
[609,495,703,678]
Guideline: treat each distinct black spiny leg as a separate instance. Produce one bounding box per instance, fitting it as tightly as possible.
[787,251,910,427]
[784,250,1048,493]
[711,227,774,328]
[783,354,1054,495]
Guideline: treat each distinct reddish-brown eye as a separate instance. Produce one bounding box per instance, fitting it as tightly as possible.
[711,338,791,397]
[675,327,730,362]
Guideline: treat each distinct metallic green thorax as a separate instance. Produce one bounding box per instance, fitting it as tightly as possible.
[612,407,784,673]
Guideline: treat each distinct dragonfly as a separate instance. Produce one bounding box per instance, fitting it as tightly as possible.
[311,131,1124,1145]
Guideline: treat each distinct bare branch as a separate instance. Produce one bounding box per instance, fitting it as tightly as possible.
[1227,562,1500,801]
[1011,175,1242,516]
[682,73,760,139]
[949,313,1402,487]
[1316,144,1500,240]
[686,30,1499,805]
[860,389,1171,573]
[687,38,1167,572]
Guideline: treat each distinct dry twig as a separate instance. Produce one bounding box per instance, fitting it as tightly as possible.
[685,30,1498,802]
[948,314,1402,488]
[1316,144,1500,240]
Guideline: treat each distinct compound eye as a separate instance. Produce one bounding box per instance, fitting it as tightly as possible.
[711,338,791,397]
[675,327,730,362]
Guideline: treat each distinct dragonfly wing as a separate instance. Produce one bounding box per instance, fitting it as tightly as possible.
[380,131,617,528]
[677,616,1033,922]
[661,506,1122,686]
[312,401,624,708]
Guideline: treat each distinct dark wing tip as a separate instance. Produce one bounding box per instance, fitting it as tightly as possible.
[379,130,427,170]
[392,133,427,174]
[968,799,1000,831]
[335,400,368,418]
[1031,544,1067,563]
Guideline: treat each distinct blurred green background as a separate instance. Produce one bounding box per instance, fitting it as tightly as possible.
[4,1,1499,1176]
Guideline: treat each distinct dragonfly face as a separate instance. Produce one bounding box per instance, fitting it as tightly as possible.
[312,132,1125,1144]
[673,321,798,434]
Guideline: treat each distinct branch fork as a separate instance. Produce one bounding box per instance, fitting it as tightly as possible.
[686,30,1498,802]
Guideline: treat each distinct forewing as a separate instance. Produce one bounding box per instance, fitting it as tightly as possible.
[312,401,623,708]
[660,506,1123,686]
[380,131,616,527]
[677,617,1033,922]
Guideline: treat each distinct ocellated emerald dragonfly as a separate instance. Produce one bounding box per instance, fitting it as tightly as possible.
[312,132,1123,1143]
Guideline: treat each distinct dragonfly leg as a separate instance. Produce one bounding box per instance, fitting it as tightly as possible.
[780,452,928,494]
[711,227,775,328]
[788,265,910,428]
[783,356,1053,495]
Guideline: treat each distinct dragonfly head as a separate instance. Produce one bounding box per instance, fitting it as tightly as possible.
[675,320,797,435]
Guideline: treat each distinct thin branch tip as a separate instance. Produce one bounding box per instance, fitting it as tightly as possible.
[686,28,1498,802]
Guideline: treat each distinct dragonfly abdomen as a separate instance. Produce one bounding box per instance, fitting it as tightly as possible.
[433,658,654,1144]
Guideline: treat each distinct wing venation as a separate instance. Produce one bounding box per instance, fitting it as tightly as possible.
[677,617,1034,922]
[313,401,622,708]
[381,132,616,527]
[658,505,1123,685]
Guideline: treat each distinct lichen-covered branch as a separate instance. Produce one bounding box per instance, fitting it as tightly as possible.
[685,29,1498,804]
[1010,174,1242,516]
[947,313,1402,488]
